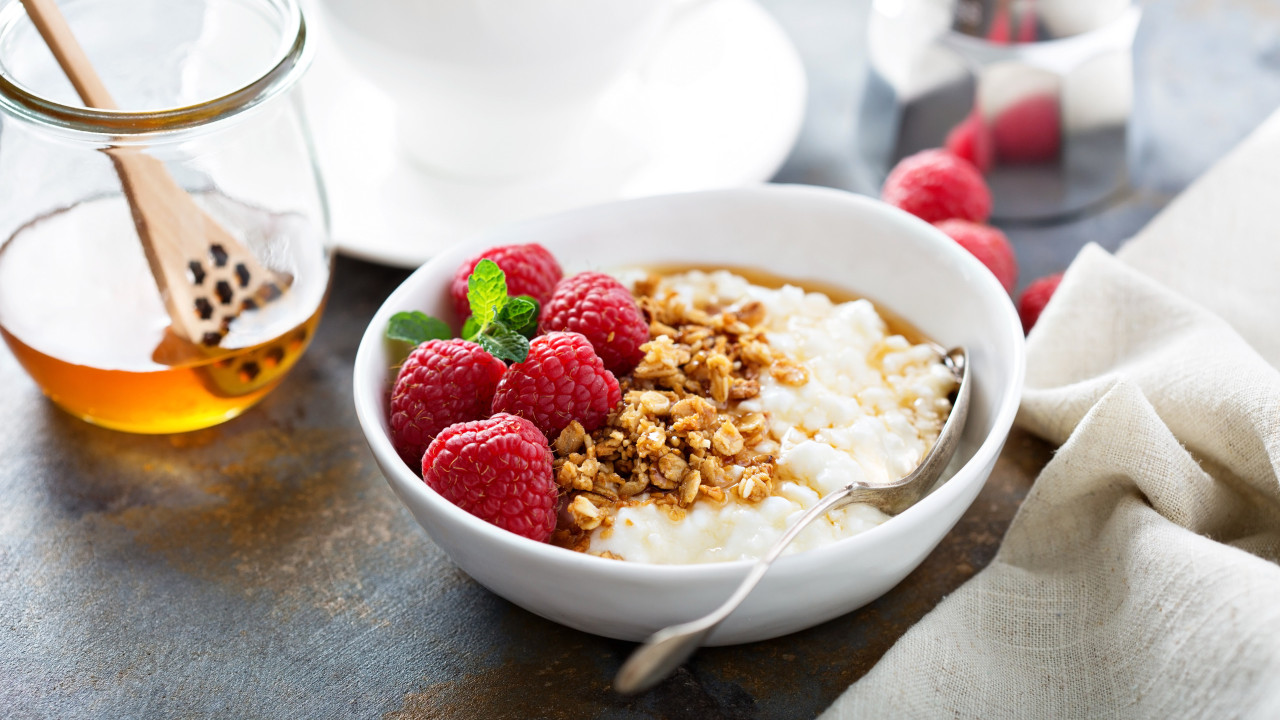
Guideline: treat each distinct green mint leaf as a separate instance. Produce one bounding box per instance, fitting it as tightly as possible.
[386,311,451,346]
[460,315,481,342]
[467,259,508,328]
[498,296,539,338]
[477,325,530,364]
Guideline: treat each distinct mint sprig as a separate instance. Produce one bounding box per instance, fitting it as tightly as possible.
[460,259,532,363]
[499,295,539,337]
[467,259,508,327]
[383,258,539,364]
[475,324,528,362]
[386,311,451,346]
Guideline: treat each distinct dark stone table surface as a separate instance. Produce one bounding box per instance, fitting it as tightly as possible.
[3,1,1278,717]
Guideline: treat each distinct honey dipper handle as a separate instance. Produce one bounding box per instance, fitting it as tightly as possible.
[18,0,117,109]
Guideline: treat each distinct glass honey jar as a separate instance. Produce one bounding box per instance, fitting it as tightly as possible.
[0,0,331,433]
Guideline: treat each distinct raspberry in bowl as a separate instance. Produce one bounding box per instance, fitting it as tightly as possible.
[353,185,1024,645]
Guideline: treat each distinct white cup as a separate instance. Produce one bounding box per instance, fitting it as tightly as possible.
[316,0,685,180]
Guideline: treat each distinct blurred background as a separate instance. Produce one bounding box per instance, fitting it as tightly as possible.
[770,0,1280,294]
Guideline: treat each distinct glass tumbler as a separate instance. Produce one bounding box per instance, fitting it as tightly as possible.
[0,0,331,433]
[861,0,1140,221]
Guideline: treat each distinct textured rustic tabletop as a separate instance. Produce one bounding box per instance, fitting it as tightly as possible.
[3,1,1279,718]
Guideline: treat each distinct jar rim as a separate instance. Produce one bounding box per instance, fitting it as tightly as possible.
[0,0,309,137]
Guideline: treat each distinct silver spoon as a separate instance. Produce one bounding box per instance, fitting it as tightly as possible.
[614,346,970,695]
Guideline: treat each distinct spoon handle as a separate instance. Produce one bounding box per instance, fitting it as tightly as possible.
[18,0,116,108]
[709,485,860,624]
[613,484,862,695]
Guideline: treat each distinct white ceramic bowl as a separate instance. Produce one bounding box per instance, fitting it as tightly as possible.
[353,185,1025,645]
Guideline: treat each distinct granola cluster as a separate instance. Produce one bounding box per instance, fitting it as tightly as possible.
[550,275,805,554]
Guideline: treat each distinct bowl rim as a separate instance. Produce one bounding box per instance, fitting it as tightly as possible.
[353,184,1026,581]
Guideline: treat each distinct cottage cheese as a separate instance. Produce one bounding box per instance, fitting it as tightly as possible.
[589,270,956,564]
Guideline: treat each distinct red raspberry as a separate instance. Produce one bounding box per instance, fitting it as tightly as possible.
[933,219,1018,294]
[945,111,993,174]
[422,413,557,542]
[986,7,1011,43]
[539,272,648,376]
[450,243,563,323]
[992,94,1061,165]
[882,149,992,223]
[491,332,621,438]
[389,339,507,471]
[1018,272,1064,334]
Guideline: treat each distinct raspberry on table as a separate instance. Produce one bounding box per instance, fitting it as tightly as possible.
[389,339,507,471]
[1018,272,1064,334]
[491,331,621,438]
[933,219,1018,294]
[882,149,992,223]
[422,413,558,543]
[450,242,563,323]
[539,272,649,376]
[992,94,1061,165]
[945,111,993,174]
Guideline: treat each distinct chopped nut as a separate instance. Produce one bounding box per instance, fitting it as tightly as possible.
[569,495,603,530]
[556,461,579,489]
[707,353,733,404]
[618,475,649,498]
[590,477,619,501]
[733,300,766,326]
[679,326,714,346]
[697,454,729,487]
[697,484,726,502]
[671,396,716,432]
[634,336,690,379]
[735,412,768,445]
[736,471,770,502]
[650,321,679,338]
[712,420,745,456]
[684,307,713,326]
[735,461,775,503]
[740,340,773,367]
[650,465,678,491]
[634,422,667,458]
[555,421,586,456]
[581,492,613,507]
[659,503,688,523]
[657,453,688,482]
[633,275,660,298]
[617,406,645,433]
[639,391,672,415]
[684,431,711,452]
[728,378,761,400]
[770,357,810,386]
[678,469,702,506]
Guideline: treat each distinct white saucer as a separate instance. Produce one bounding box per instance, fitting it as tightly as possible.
[300,0,807,268]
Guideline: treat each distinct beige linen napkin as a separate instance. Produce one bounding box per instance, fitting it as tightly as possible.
[821,111,1280,719]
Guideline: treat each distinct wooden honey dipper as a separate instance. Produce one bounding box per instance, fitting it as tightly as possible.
[19,0,289,353]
